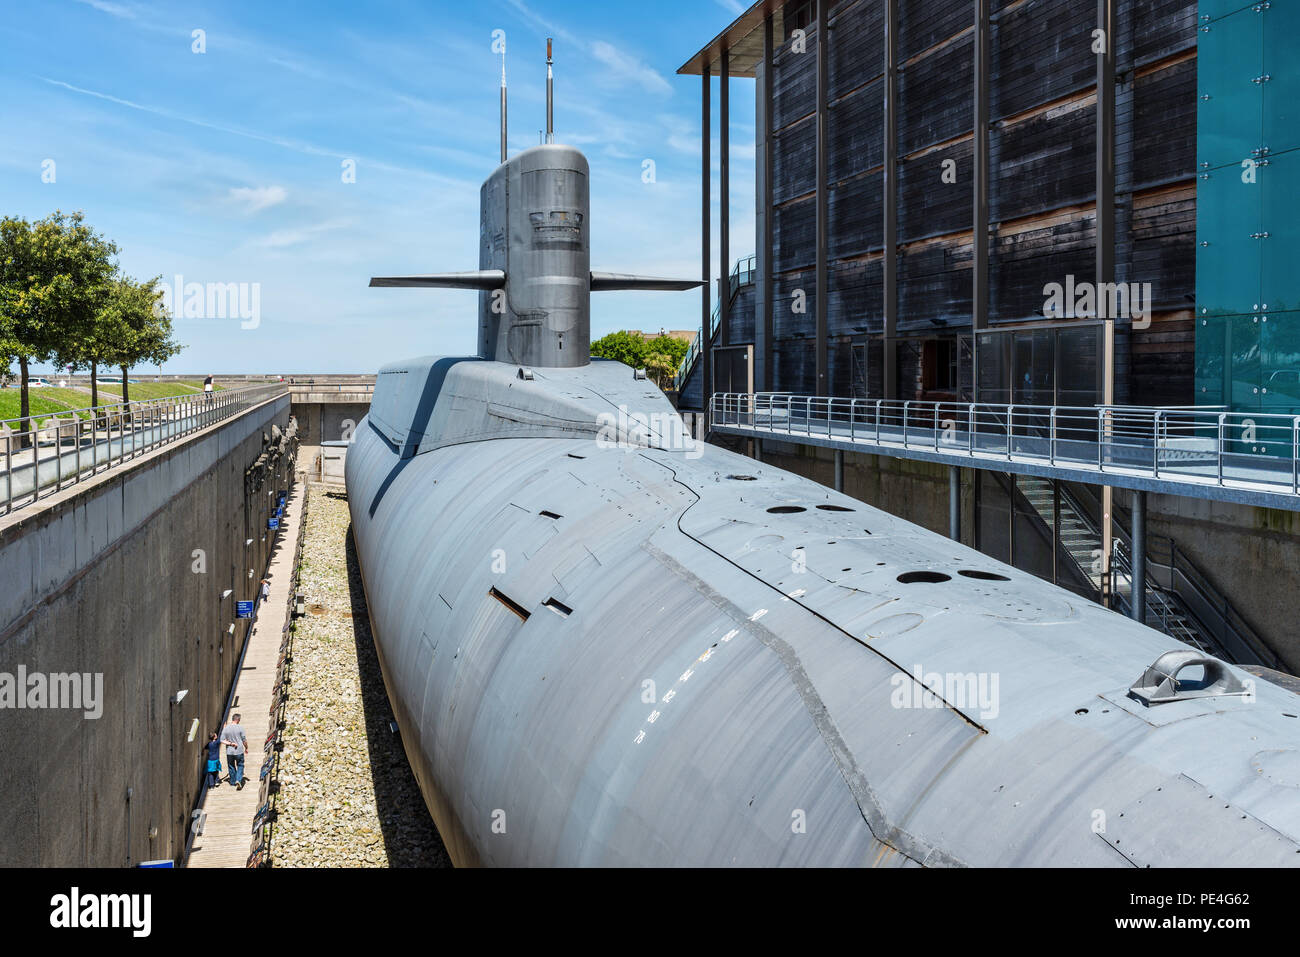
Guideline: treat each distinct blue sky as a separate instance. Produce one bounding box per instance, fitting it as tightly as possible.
[3,0,756,374]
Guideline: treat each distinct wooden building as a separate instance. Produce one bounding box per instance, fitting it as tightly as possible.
[677,0,1199,413]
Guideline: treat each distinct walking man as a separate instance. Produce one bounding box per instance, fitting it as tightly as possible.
[203,374,215,404]
[221,713,248,790]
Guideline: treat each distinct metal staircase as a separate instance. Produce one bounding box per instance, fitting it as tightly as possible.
[1011,477,1279,668]
[675,255,755,394]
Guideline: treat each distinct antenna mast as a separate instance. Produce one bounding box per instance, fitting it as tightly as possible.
[545,38,554,144]
[500,44,508,163]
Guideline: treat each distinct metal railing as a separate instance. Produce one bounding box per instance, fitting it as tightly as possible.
[0,384,287,517]
[675,254,757,392]
[712,392,1300,500]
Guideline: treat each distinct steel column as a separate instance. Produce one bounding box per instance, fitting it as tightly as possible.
[815,0,829,395]
[761,14,774,394]
[883,0,899,399]
[972,0,990,402]
[1097,0,1116,608]
[949,466,961,541]
[834,449,844,492]
[720,47,731,349]
[1130,490,1146,623]
[701,68,712,420]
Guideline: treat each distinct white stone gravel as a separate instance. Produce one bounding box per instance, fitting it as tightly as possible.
[270,483,450,868]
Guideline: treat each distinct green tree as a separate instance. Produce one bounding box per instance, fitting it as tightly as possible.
[105,276,181,407]
[0,211,117,442]
[643,333,689,388]
[590,330,648,368]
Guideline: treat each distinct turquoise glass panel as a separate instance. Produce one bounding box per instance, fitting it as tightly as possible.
[1197,7,1263,170]
[1261,148,1300,313]
[1196,164,1262,316]
[1263,0,1300,154]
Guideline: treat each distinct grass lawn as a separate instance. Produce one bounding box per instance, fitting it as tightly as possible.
[0,388,95,423]
[98,380,221,401]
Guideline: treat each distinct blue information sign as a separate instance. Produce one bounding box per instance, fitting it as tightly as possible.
[236,601,254,619]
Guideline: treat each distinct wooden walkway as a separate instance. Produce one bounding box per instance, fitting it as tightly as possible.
[188,481,305,868]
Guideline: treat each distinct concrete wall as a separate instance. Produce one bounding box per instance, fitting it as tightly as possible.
[1133,490,1300,673]
[290,397,369,481]
[755,438,1300,672]
[0,394,292,866]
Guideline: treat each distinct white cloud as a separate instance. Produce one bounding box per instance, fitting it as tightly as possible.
[590,41,671,96]
[713,0,746,14]
[252,220,349,250]
[71,0,139,19]
[227,185,287,214]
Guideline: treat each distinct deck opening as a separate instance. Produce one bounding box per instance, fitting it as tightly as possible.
[897,571,952,584]
[543,597,573,618]
[489,587,531,621]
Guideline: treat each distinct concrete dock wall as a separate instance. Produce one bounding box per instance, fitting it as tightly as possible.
[0,394,292,866]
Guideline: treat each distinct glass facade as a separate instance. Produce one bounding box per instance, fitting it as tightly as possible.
[976,324,1102,408]
[1195,0,1300,416]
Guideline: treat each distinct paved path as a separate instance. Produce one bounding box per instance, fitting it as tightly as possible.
[188,481,305,868]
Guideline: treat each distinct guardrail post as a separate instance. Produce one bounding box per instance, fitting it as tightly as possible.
[1218,413,1226,484]
[850,398,857,442]
[1097,408,1104,471]
[1293,416,1299,494]
[1153,410,1162,478]
[968,404,975,454]
[1049,407,1057,465]
[1007,405,1014,460]
[875,399,882,443]
[903,401,911,447]
[935,402,942,452]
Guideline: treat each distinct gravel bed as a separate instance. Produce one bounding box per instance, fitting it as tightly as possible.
[270,484,450,868]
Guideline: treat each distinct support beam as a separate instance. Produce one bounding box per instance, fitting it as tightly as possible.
[1097,0,1116,607]
[720,48,731,348]
[815,0,829,395]
[1131,491,1146,623]
[971,0,990,402]
[834,449,844,492]
[701,68,712,423]
[949,466,961,541]
[760,14,774,394]
[883,0,899,399]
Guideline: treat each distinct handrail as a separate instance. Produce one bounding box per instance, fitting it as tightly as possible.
[675,254,758,392]
[711,391,1300,501]
[1,384,287,517]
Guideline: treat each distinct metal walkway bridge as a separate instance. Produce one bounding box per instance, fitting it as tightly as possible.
[711,392,1300,512]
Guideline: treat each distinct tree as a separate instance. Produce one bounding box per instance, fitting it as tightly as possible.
[0,211,117,443]
[590,330,648,368]
[643,334,689,388]
[104,276,181,407]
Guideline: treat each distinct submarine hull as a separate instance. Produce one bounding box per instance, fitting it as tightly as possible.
[346,356,1300,867]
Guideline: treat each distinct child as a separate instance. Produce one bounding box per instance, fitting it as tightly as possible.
[204,732,223,788]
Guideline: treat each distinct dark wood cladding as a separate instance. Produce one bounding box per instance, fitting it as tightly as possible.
[898,34,974,154]
[694,0,1199,407]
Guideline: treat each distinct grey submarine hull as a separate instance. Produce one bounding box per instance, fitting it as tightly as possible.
[345,355,1300,867]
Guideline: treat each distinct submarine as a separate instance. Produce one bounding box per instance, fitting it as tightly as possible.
[346,42,1300,867]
